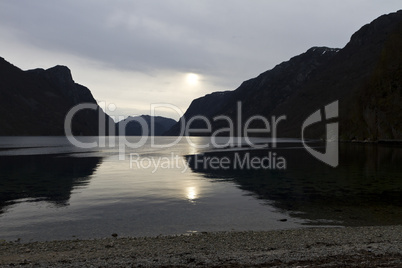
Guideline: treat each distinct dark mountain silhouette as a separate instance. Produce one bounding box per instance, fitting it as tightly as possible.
[0,59,114,135]
[167,10,402,141]
[117,115,176,136]
[272,10,402,141]
[166,46,339,136]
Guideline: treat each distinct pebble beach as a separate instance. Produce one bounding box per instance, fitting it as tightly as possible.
[1,225,401,267]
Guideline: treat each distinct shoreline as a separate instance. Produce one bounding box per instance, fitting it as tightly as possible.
[1,225,401,267]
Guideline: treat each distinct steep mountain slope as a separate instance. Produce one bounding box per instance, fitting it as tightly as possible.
[117,115,176,136]
[166,46,339,136]
[271,10,402,140]
[0,59,114,135]
[167,10,402,141]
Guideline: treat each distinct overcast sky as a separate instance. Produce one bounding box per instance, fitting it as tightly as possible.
[0,1,400,120]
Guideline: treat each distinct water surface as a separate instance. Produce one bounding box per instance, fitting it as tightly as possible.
[0,137,401,242]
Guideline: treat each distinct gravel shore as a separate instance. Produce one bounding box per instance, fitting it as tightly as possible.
[0,225,401,267]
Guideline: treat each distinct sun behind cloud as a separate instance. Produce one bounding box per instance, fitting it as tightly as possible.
[186,73,199,86]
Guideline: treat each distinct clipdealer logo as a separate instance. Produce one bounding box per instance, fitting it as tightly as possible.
[63,100,339,170]
[301,101,339,167]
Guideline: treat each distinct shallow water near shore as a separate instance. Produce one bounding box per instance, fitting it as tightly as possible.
[0,137,401,242]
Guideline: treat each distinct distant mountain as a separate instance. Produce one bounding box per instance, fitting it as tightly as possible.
[117,115,176,136]
[167,10,402,141]
[0,59,114,135]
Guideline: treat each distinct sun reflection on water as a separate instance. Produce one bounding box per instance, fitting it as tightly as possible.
[186,186,198,202]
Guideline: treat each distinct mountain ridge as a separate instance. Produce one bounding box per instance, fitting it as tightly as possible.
[0,11,401,139]
[0,58,114,136]
[166,46,340,136]
[166,10,402,141]
[117,115,176,136]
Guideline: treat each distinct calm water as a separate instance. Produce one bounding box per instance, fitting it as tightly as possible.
[0,137,401,242]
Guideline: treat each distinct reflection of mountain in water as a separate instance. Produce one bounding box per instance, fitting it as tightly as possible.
[0,154,102,213]
[186,144,402,226]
